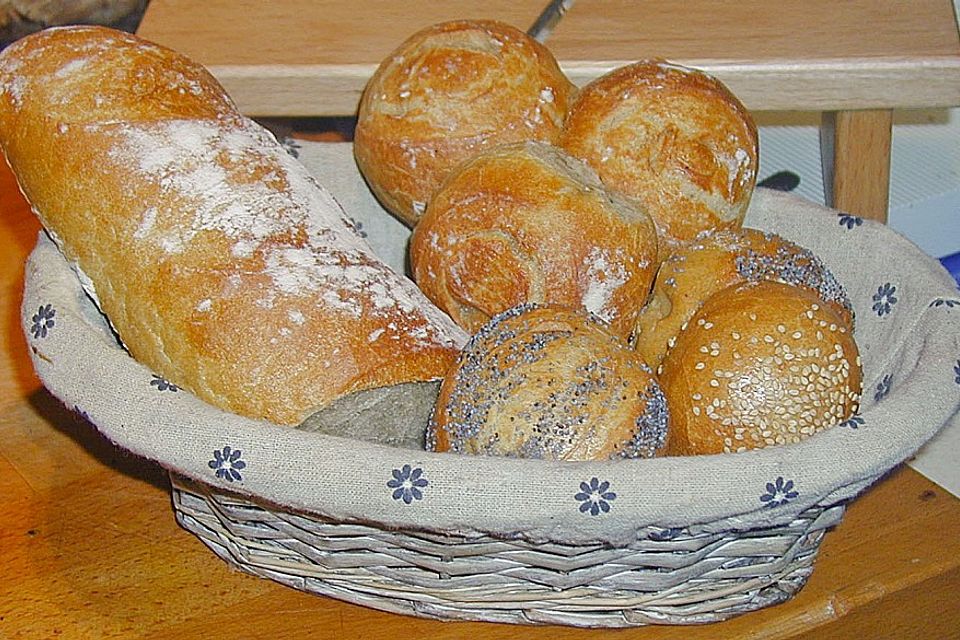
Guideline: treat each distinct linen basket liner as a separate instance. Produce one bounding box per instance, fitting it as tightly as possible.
[21,141,960,547]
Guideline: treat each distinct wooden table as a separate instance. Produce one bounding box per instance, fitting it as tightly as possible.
[4,3,960,637]
[135,0,960,223]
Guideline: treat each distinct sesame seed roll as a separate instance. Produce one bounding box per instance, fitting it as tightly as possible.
[658,280,862,456]
[634,227,854,370]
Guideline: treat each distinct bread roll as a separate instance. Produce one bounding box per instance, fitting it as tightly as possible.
[428,304,669,461]
[634,227,854,369]
[410,141,659,339]
[0,26,468,426]
[560,60,758,244]
[658,281,862,456]
[354,19,576,227]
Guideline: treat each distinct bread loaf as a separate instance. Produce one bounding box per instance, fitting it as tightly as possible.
[354,19,576,227]
[0,26,468,426]
[658,281,862,456]
[634,227,854,368]
[560,60,758,244]
[409,141,659,338]
[428,304,669,461]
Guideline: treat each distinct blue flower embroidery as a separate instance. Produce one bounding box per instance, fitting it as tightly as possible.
[838,214,863,230]
[874,374,893,402]
[388,464,428,504]
[208,446,246,482]
[840,415,866,429]
[761,477,799,507]
[150,374,179,392]
[30,304,56,338]
[930,298,959,309]
[575,477,617,516]
[872,283,898,317]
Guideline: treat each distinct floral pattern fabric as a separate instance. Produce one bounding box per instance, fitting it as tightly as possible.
[30,304,55,338]
[388,465,428,504]
[208,446,246,482]
[575,478,617,516]
[761,477,799,507]
[872,283,898,317]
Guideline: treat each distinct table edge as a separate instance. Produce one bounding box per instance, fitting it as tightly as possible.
[206,55,960,116]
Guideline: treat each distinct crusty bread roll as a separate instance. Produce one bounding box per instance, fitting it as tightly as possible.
[354,19,576,227]
[409,141,659,339]
[658,281,862,456]
[634,227,854,369]
[0,26,468,426]
[428,304,669,461]
[560,60,758,244]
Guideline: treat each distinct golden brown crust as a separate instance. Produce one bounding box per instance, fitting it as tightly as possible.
[560,60,758,243]
[634,227,855,369]
[658,281,862,456]
[0,26,467,425]
[353,19,576,227]
[428,305,669,460]
[409,141,659,339]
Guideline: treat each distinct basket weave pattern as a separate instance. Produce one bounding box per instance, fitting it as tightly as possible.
[172,475,843,626]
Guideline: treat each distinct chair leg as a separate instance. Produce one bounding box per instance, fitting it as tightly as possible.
[820,109,893,223]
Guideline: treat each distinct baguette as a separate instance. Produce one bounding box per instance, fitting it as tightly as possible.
[0,26,468,426]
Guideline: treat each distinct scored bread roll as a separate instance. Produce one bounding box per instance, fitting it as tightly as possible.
[658,281,862,456]
[409,141,659,339]
[0,26,468,426]
[560,60,758,244]
[354,19,576,227]
[634,227,854,369]
[428,304,670,461]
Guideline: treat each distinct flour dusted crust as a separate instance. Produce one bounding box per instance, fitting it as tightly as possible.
[0,26,468,425]
[428,305,669,461]
[560,60,758,244]
[409,141,659,339]
[354,19,576,227]
[658,281,862,456]
[634,227,854,369]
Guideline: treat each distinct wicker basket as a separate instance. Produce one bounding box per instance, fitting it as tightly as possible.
[21,142,960,628]
[171,475,844,626]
